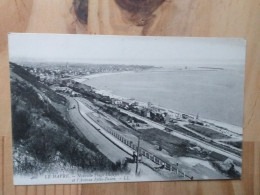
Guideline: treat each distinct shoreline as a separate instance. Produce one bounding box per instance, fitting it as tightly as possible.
[72,66,221,83]
[150,104,242,135]
[72,71,243,134]
[73,70,136,83]
[93,87,242,135]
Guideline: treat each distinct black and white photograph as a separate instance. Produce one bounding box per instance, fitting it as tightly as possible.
[8,33,245,185]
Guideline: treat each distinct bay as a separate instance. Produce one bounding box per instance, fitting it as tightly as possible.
[83,66,244,127]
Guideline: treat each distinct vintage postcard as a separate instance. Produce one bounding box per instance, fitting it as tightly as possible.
[8,33,246,185]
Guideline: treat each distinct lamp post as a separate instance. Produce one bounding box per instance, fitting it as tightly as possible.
[135,136,141,175]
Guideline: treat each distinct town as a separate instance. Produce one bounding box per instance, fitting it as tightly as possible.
[11,62,243,181]
[24,63,242,179]
[22,63,155,85]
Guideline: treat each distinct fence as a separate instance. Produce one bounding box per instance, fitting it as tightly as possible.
[76,100,193,180]
[106,129,193,180]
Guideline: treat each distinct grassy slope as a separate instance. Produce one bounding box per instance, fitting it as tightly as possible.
[184,124,230,139]
[98,103,241,178]
[10,63,126,175]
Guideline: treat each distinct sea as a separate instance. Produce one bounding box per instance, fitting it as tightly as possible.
[82,66,244,127]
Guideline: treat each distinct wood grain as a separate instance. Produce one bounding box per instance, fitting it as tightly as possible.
[0,0,259,194]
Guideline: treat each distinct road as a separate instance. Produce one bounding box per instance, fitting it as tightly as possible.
[118,108,242,162]
[75,99,135,156]
[69,97,236,179]
[66,97,164,180]
[67,97,131,163]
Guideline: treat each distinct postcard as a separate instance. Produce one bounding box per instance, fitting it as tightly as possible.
[8,33,245,185]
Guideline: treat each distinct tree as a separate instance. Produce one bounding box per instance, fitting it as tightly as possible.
[12,108,31,142]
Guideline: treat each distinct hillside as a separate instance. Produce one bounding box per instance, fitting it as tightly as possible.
[10,62,127,175]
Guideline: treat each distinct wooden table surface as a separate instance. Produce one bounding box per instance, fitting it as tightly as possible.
[0,0,259,194]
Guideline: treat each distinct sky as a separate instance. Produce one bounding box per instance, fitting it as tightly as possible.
[8,33,246,67]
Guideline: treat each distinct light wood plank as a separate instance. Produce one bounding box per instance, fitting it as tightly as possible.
[0,137,4,195]
[36,185,46,195]
[3,137,15,195]
[27,185,37,195]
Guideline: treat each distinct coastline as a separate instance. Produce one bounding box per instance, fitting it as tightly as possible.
[72,71,243,135]
[73,71,135,83]
[151,104,242,135]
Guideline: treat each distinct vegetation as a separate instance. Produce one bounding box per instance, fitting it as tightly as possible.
[185,124,230,139]
[101,105,146,127]
[11,63,128,174]
[138,128,195,156]
[211,161,240,179]
[220,141,242,149]
[11,62,66,105]
[167,124,242,156]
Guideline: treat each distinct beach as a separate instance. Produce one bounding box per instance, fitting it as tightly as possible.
[76,66,244,128]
